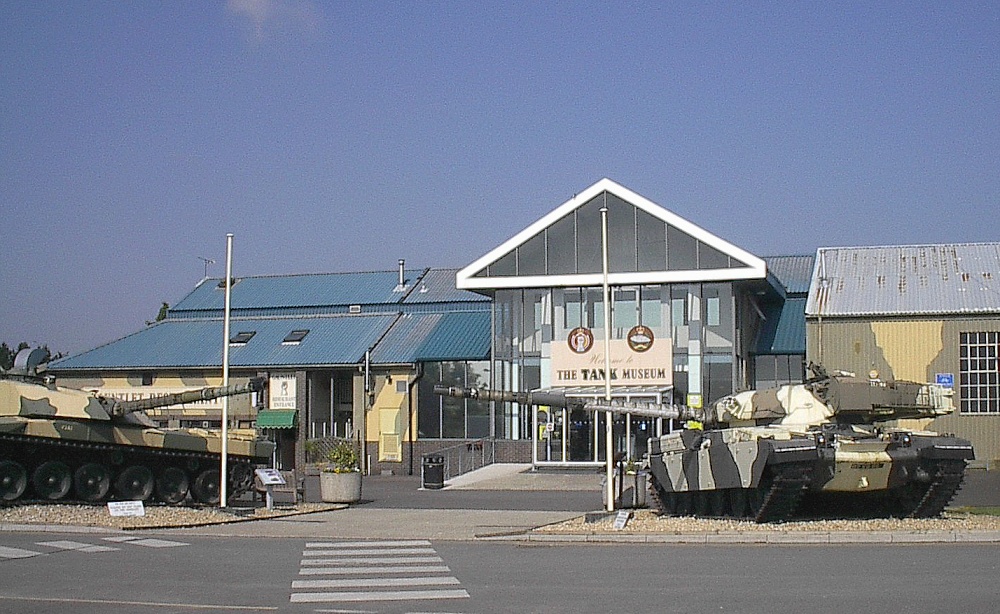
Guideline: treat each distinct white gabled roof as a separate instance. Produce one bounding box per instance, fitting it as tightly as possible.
[806,243,1000,317]
[457,178,766,290]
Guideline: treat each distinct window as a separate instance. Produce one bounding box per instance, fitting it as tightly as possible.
[960,332,1000,414]
[282,329,309,344]
[418,361,491,438]
[229,331,256,345]
[141,373,154,386]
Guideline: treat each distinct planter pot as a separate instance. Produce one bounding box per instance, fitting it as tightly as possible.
[320,471,362,503]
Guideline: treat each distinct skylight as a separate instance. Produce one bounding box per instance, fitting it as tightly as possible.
[282,329,309,344]
[229,331,256,345]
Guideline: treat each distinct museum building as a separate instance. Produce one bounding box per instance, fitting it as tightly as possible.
[48,178,812,474]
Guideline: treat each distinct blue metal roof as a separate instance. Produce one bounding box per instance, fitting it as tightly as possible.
[764,255,815,295]
[372,311,491,364]
[51,315,399,370]
[172,270,420,313]
[403,269,488,304]
[755,297,806,355]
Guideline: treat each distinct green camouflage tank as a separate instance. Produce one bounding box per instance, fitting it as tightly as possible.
[0,350,275,505]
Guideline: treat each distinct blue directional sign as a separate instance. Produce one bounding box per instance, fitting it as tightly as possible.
[936,373,954,388]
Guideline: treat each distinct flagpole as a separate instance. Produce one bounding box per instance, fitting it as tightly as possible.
[600,205,614,513]
[221,233,233,508]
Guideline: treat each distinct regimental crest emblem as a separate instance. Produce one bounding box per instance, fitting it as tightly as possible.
[567,327,594,354]
[627,325,654,353]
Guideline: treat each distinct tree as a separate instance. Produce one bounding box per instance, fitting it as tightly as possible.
[146,302,170,326]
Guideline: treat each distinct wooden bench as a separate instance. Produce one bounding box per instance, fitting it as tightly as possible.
[254,470,305,504]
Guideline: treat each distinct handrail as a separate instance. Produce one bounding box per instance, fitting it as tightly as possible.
[422,438,494,481]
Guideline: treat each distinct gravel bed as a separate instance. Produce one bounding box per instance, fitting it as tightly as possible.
[537,509,1000,533]
[0,502,338,530]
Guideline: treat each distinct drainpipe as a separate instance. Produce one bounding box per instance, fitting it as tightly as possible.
[408,363,423,476]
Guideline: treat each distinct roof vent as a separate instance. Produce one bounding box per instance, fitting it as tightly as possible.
[394,258,407,292]
[229,331,256,345]
[349,305,362,314]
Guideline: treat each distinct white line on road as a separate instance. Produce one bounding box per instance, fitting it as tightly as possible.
[300,556,443,566]
[292,576,460,590]
[299,565,451,576]
[303,547,437,557]
[289,589,470,603]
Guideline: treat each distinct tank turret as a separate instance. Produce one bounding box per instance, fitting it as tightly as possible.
[1,350,274,505]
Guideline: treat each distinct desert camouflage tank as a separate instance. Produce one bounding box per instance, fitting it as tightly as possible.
[436,365,975,522]
[646,364,975,522]
[1,349,275,505]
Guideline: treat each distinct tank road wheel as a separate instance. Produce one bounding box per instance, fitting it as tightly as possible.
[156,467,190,505]
[192,469,221,505]
[32,461,73,500]
[0,460,29,502]
[73,463,111,502]
[115,465,154,501]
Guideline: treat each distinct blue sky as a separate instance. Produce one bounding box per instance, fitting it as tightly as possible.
[2,1,998,355]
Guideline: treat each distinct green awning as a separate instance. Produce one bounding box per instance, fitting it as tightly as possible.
[256,409,297,429]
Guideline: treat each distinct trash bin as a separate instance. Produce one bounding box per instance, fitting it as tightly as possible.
[422,455,444,490]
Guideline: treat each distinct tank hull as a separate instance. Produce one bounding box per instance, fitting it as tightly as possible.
[0,418,274,505]
[646,426,974,522]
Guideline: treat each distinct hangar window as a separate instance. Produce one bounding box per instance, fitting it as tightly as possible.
[229,331,256,345]
[283,329,309,344]
[959,332,999,414]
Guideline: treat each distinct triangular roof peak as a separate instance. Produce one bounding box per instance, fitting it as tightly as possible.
[457,178,765,290]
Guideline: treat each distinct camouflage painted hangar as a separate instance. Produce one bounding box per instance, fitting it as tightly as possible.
[806,243,1000,469]
[47,179,1000,472]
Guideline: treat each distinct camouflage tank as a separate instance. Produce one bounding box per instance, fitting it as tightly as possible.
[0,349,275,505]
[645,365,974,522]
[435,365,975,522]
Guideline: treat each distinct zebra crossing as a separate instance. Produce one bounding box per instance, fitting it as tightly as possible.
[0,536,189,559]
[291,539,470,605]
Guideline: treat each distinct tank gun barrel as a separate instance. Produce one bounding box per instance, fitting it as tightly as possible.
[433,385,700,421]
[105,377,265,417]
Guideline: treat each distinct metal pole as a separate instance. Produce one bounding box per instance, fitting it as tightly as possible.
[221,233,233,508]
[600,205,614,512]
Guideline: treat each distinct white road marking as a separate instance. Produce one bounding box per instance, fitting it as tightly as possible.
[290,589,470,603]
[299,565,451,576]
[0,545,42,559]
[300,556,443,566]
[292,576,460,590]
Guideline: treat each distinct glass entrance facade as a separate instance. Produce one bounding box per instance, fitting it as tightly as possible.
[456,180,769,466]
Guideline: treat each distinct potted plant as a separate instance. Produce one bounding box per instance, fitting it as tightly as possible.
[319,438,363,503]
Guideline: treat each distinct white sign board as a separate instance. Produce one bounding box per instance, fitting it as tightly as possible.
[269,373,297,409]
[613,510,631,530]
[255,468,287,486]
[107,500,146,517]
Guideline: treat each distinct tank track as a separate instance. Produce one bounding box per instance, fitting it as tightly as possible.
[0,433,258,505]
[904,459,967,518]
[648,460,814,523]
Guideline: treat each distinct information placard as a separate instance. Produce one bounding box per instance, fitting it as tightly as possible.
[107,500,145,517]
[255,468,286,486]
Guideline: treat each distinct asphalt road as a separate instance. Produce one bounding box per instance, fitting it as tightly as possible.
[2,532,998,614]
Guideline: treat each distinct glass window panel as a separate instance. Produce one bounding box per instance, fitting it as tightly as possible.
[564,288,583,329]
[586,288,605,329]
[698,241,732,269]
[667,226,697,270]
[639,286,661,329]
[613,287,638,330]
[576,194,605,274]
[636,209,667,271]
[546,214,577,275]
[706,297,721,326]
[606,192,637,272]
[517,233,546,276]
[417,365,442,438]
[488,251,516,277]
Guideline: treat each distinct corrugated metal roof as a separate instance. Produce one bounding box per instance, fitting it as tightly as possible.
[806,243,1000,317]
[371,311,491,364]
[170,268,488,316]
[50,315,399,370]
[171,270,418,313]
[404,269,487,304]
[764,255,815,295]
[755,298,806,354]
